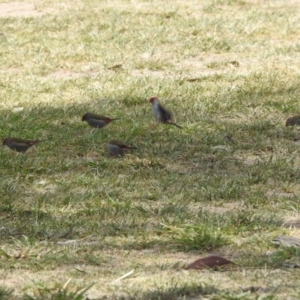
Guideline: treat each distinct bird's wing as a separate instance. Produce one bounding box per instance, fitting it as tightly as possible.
[159,104,172,122]
[11,138,39,145]
[87,113,107,120]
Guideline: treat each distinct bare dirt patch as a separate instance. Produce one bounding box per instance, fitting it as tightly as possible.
[130,69,169,78]
[49,69,101,79]
[49,69,83,80]
[0,2,44,17]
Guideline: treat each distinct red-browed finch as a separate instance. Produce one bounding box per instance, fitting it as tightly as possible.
[82,112,119,129]
[107,140,137,156]
[2,138,43,153]
[148,97,182,129]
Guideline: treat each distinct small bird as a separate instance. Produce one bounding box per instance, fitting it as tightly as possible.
[82,112,119,129]
[107,140,137,156]
[286,116,300,127]
[148,97,182,129]
[2,138,43,153]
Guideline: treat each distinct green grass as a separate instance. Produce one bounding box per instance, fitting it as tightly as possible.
[1,0,300,298]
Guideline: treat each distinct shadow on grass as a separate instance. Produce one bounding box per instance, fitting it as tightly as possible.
[0,95,298,251]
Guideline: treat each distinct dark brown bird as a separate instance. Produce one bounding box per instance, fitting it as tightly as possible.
[82,112,119,129]
[2,138,43,153]
[107,140,137,156]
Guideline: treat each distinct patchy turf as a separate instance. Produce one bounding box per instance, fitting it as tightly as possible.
[1,0,300,299]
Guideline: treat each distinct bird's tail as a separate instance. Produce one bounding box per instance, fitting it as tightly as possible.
[169,122,183,129]
[29,140,45,146]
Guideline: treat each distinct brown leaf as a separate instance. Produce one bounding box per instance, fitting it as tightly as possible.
[186,255,234,270]
[229,60,240,67]
[186,78,201,82]
[286,116,300,127]
[107,64,122,70]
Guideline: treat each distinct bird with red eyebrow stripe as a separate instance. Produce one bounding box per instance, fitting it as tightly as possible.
[82,112,119,129]
[148,97,182,129]
[107,140,137,156]
[2,137,44,153]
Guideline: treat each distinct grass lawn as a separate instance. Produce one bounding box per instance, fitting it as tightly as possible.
[1,0,300,298]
